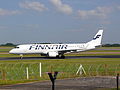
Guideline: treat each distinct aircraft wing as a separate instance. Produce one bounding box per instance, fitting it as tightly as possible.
[58,49,84,54]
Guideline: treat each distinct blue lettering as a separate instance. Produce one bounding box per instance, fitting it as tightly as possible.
[64,45,68,49]
[35,45,38,50]
[29,44,68,50]
[45,45,50,49]
[58,45,62,49]
[29,46,32,50]
[29,45,36,50]
[39,45,45,49]
[93,35,101,40]
[56,45,58,49]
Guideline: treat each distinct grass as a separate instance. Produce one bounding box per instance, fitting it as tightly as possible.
[0,58,120,81]
[0,54,41,57]
[0,58,119,78]
[0,47,13,51]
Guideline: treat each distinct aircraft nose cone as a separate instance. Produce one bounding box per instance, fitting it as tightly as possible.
[9,50,12,54]
[9,49,15,54]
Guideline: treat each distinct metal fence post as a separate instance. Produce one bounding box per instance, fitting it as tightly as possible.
[26,67,29,79]
[48,71,58,90]
[116,73,119,90]
[2,69,6,80]
[39,63,41,77]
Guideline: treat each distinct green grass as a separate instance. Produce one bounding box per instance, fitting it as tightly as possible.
[0,58,120,85]
[0,47,13,51]
[0,54,42,57]
[89,50,120,52]
[0,58,119,64]
[0,58,119,78]
[100,47,120,49]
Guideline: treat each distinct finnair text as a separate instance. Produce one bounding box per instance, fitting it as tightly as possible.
[29,44,68,50]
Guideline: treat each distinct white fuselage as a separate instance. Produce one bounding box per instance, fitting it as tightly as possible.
[9,43,94,54]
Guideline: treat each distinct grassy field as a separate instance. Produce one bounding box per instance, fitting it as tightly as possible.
[0,58,120,85]
[0,46,120,85]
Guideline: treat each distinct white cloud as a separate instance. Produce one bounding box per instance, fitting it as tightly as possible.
[50,0,73,14]
[20,1,47,12]
[0,8,20,16]
[77,6,112,19]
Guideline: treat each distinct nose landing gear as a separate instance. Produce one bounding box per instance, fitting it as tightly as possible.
[20,54,23,59]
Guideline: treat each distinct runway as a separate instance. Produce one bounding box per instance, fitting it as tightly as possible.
[0,55,120,60]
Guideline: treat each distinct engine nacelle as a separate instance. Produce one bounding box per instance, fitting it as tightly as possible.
[48,52,59,57]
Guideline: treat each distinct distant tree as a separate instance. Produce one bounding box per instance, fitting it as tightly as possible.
[102,44,120,47]
[0,43,16,46]
[112,44,120,47]
[102,44,111,47]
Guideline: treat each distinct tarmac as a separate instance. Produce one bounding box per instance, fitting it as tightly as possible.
[0,76,119,90]
[0,55,120,61]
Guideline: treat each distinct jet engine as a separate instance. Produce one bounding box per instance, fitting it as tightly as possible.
[47,51,59,57]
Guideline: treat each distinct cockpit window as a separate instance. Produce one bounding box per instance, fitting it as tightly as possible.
[15,46,19,48]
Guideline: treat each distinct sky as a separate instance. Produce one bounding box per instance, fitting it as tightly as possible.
[0,0,120,44]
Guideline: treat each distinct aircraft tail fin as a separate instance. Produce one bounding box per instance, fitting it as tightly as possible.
[87,29,103,47]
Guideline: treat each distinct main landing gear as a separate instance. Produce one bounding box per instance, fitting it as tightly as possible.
[57,54,65,59]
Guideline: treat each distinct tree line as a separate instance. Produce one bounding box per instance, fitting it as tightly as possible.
[102,44,120,47]
[0,43,16,47]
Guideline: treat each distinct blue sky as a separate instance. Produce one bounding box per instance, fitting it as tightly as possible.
[0,0,120,44]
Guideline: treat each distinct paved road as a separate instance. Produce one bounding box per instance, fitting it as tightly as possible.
[0,77,119,90]
[0,55,120,61]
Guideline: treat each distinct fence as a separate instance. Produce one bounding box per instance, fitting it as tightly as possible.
[0,63,120,80]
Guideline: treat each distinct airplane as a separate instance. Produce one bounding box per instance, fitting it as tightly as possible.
[9,29,103,58]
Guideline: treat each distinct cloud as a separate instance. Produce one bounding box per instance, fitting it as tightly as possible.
[20,1,47,12]
[50,0,73,14]
[0,8,20,16]
[77,6,112,19]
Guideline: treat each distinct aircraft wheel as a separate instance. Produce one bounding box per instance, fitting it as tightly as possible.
[60,55,65,59]
[61,55,65,59]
